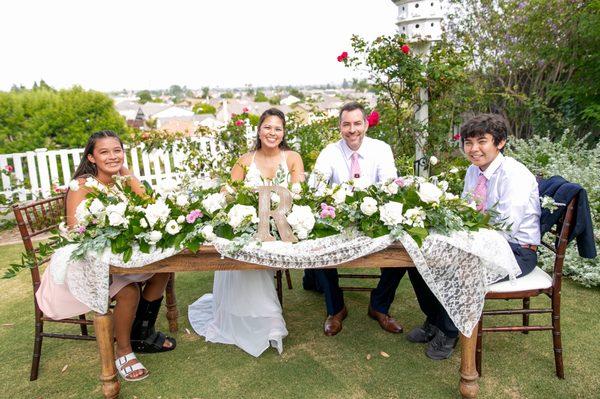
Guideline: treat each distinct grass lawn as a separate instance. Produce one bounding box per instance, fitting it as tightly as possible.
[0,242,598,399]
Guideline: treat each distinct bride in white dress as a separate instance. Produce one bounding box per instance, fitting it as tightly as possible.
[188,108,306,357]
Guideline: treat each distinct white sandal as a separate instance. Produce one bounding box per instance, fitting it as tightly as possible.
[115,352,149,382]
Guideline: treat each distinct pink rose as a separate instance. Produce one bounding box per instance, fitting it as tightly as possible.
[367,110,380,127]
[242,107,249,113]
[401,44,410,54]
[337,51,348,62]
[453,133,461,141]
[235,120,244,126]
[5,165,14,173]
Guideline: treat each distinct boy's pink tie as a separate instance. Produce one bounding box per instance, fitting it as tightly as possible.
[351,152,361,179]
[473,174,488,212]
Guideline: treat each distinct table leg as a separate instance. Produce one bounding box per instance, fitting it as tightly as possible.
[459,324,480,399]
[94,311,120,399]
[165,272,179,333]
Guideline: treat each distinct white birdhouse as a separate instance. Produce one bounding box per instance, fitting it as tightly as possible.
[392,0,444,43]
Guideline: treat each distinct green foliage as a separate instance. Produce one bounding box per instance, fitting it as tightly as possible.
[508,132,600,286]
[268,95,281,105]
[0,85,129,152]
[288,88,305,101]
[193,103,216,115]
[254,91,269,102]
[137,90,153,104]
[220,92,234,99]
[447,0,600,140]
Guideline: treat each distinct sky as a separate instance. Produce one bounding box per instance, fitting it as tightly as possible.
[0,0,399,92]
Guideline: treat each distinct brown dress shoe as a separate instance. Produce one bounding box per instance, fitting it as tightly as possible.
[324,306,348,336]
[368,305,403,333]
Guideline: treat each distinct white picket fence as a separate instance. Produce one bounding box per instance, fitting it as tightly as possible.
[0,137,222,202]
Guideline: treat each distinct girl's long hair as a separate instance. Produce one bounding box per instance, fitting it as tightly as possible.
[72,130,124,180]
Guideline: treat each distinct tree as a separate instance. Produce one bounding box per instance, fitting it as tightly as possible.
[288,87,305,100]
[201,87,210,99]
[0,86,129,152]
[220,91,234,99]
[254,91,268,102]
[269,95,281,105]
[192,103,216,115]
[137,90,153,104]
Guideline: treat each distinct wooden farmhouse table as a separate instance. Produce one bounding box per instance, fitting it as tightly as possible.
[95,243,480,398]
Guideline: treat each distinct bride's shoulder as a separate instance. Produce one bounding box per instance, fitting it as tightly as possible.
[236,151,255,167]
[284,150,302,162]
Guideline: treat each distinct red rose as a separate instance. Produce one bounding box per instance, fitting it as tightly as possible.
[453,133,461,141]
[242,107,249,113]
[235,120,244,126]
[401,44,410,54]
[367,110,380,127]
[337,51,348,62]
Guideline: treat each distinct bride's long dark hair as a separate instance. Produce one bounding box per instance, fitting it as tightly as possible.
[255,108,290,151]
[72,130,124,179]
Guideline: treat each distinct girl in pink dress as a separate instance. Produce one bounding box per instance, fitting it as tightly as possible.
[35,130,175,381]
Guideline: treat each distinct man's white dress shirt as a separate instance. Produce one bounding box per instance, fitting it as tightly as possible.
[310,136,397,186]
[462,153,541,245]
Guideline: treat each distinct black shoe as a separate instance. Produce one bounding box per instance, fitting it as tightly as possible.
[425,329,458,360]
[407,319,438,343]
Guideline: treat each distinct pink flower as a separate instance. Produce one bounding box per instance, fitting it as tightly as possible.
[76,225,86,234]
[453,133,461,141]
[186,209,203,224]
[320,203,336,219]
[235,120,244,126]
[231,113,237,118]
[337,51,348,62]
[401,44,410,54]
[242,107,249,113]
[367,110,380,127]
[4,165,14,173]
[394,178,406,187]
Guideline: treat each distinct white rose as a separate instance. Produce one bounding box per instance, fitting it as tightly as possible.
[381,181,399,195]
[165,220,182,235]
[68,180,80,192]
[89,198,105,216]
[331,184,348,205]
[290,183,302,200]
[144,200,171,228]
[353,177,371,191]
[227,204,259,230]
[360,197,378,216]
[147,230,163,245]
[202,193,227,214]
[449,167,459,174]
[140,218,148,228]
[106,202,127,227]
[176,195,189,207]
[404,207,426,228]
[429,155,439,166]
[417,182,443,204]
[201,225,216,241]
[177,215,185,224]
[286,205,315,239]
[379,201,404,227]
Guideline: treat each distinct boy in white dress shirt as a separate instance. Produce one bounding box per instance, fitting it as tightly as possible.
[407,113,542,360]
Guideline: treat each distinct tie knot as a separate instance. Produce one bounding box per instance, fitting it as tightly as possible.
[351,152,359,160]
[478,174,487,183]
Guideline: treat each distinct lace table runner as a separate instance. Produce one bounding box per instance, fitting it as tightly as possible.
[62,229,519,336]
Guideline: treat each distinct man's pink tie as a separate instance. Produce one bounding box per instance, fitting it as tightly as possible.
[351,152,361,179]
[473,174,488,212]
